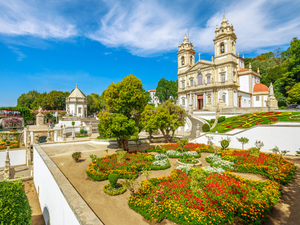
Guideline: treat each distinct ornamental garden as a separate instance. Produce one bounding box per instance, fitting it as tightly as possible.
[85,141,296,225]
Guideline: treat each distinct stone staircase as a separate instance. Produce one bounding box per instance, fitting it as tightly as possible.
[187,115,204,139]
[81,118,99,133]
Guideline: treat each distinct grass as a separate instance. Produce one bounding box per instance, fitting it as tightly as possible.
[209,111,300,133]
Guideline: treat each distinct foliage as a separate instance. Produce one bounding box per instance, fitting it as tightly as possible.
[178,157,199,165]
[140,104,158,137]
[86,152,169,181]
[220,137,231,150]
[155,78,178,103]
[17,90,40,108]
[108,173,119,188]
[80,129,84,134]
[165,150,200,158]
[122,178,140,195]
[3,117,23,127]
[206,155,235,170]
[71,121,75,126]
[217,116,225,123]
[220,150,296,184]
[98,75,147,150]
[287,83,300,104]
[117,150,127,163]
[177,138,188,152]
[30,90,70,110]
[72,152,82,162]
[202,123,210,132]
[236,137,249,150]
[0,180,31,225]
[128,169,281,224]
[190,168,207,194]
[87,93,105,113]
[103,183,127,196]
[146,143,214,154]
[132,135,141,150]
[249,148,260,157]
[270,146,290,158]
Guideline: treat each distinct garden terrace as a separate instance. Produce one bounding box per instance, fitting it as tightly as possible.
[209,111,300,133]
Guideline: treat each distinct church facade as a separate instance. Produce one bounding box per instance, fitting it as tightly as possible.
[177,15,276,111]
[65,84,87,117]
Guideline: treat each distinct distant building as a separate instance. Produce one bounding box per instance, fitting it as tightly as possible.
[177,15,277,111]
[148,89,159,104]
[65,84,87,117]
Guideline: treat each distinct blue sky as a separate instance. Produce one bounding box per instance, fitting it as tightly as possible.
[0,0,300,107]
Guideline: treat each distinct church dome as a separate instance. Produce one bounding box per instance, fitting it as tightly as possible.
[253,83,269,92]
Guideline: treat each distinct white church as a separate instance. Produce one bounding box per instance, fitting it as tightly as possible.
[177,15,277,112]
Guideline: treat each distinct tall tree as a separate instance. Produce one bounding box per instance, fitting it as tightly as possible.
[98,75,147,150]
[87,93,104,113]
[155,78,178,103]
[141,105,158,138]
[287,83,300,104]
[17,90,40,108]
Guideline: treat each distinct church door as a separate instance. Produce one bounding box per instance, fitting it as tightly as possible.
[197,95,203,109]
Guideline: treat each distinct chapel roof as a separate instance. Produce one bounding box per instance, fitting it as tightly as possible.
[253,83,269,92]
[148,89,156,92]
[68,84,86,98]
[237,68,249,72]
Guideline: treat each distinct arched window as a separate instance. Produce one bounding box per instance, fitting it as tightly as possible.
[190,56,193,65]
[181,56,185,66]
[198,73,203,85]
[220,42,225,54]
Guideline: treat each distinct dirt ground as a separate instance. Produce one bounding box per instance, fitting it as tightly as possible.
[41,143,278,225]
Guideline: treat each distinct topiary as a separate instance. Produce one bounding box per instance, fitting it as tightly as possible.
[220,139,230,150]
[80,129,84,135]
[117,150,127,163]
[218,116,226,123]
[202,124,210,132]
[190,168,207,194]
[72,152,82,162]
[108,173,119,188]
[210,119,215,124]
[249,147,260,157]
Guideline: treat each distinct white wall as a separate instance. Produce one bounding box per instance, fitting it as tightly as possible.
[239,76,249,93]
[253,96,261,107]
[192,124,300,155]
[240,93,251,107]
[0,149,26,168]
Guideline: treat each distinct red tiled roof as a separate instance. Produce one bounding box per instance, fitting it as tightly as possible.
[237,68,249,72]
[148,89,156,92]
[253,83,269,92]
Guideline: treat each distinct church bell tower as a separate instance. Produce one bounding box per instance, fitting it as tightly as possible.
[213,15,237,62]
[177,34,195,74]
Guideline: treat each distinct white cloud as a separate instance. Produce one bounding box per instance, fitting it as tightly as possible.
[0,1,77,38]
[7,46,26,61]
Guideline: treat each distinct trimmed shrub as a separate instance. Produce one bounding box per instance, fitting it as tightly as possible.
[190,168,207,194]
[108,173,119,188]
[103,183,127,196]
[80,129,84,134]
[71,121,75,126]
[117,150,127,163]
[0,180,31,225]
[72,152,82,162]
[210,119,215,124]
[202,124,210,132]
[249,147,260,157]
[218,116,226,123]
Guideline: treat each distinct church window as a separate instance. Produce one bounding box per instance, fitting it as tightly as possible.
[221,74,225,82]
[207,76,211,84]
[190,79,194,86]
[220,43,225,54]
[256,96,259,101]
[182,98,185,105]
[78,107,81,113]
[181,56,185,66]
[221,29,224,33]
[190,56,193,65]
[198,73,203,85]
[182,81,185,88]
[222,94,226,103]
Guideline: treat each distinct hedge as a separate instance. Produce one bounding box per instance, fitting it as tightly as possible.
[0,180,31,225]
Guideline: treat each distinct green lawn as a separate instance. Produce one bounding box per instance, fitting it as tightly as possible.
[208,111,300,133]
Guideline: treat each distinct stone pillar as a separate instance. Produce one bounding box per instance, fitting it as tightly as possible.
[63,125,66,141]
[227,88,234,107]
[88,122,93,137]
[36,114,44,126]
[74,103,77,116]
[3,149,11,179]
[72,125,75,140]
[47,125,51,142]
[34,134,40,144]
[196,124,200,138]
[60,124,63,137]
[26,144,32,166]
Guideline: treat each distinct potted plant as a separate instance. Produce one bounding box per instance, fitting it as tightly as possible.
[72,151,82,162]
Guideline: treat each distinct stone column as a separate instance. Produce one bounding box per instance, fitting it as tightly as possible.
[60,124,63,137]
[74,102,77,116]
[228,88,234,107]
[47,125,51,142]
[72,125,75,140]
[88,122,93,137]
[63,125,66,141]
[3,149,11,179]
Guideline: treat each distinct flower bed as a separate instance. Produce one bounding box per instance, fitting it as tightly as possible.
[128,169,281,224]
[0,141,19,150]
[86,152,170,181]
[165,150,200,158]
[220,150,296,184]
[146,143,214,154]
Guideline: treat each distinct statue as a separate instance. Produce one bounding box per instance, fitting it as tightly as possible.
[38,106,42,115]
[269,82,274,97]
[154,97,158,107]
[66,105,70,117]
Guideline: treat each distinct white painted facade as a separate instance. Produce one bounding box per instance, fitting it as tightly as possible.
[192,123,300,155]
[0,149,26,168]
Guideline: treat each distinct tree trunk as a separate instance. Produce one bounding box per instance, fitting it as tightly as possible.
[122,138,129,151]
[160,129,169,143]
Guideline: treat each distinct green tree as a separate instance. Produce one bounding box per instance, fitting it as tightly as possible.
[98,75,147,150]
[141,105,158,138]
[30,91,69,110]
[17,90,40,108]
[30,92,47,109]
[155,78,178,103]
[287,83,300,104]
[87,93,103,113]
